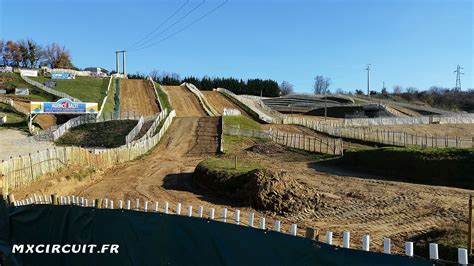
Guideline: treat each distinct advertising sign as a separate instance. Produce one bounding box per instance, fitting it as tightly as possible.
[0,89,6,94]
[0,66,13,73]
[51,73,74,80]
[19,69,38,77]
[15,88,30,96]
[31,98,98,114]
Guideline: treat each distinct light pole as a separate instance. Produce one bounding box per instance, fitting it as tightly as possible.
[365,64,371,97]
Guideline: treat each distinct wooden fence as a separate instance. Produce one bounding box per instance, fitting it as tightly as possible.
[21,75,81,102]
[283,116,474,149]
[0,97,30,115]
[0,110,176,195]
[223,125,344,155]
[7,193,471,264]
[125,116,144,144]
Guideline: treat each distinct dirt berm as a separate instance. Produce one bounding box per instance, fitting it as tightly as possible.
[193,164,322,216]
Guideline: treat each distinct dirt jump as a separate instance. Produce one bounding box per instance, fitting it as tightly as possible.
[163,86,206,117]
[120,79,159,116]
[201,91,251,118]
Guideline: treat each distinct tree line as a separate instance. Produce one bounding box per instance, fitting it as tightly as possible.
[0,39,74,69]
[142,70,284,97]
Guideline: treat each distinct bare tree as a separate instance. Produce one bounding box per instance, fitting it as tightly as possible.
[45,43,73,68]
[392,85,402,94]
[313,75,331,94]
[3,41,22,67]
[279,81,294,96]
[335,88,344,94]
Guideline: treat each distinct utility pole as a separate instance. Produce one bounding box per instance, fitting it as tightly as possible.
[454,64,464,90]
[365,64,371,97]
[115,51,120,74]
[122,50,127,77]
[114,50,127,77]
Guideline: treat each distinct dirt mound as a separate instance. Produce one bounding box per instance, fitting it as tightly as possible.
[246,142,286,154]
[194,165,321,216]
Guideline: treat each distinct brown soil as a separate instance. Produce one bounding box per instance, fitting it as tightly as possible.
[162,86,207,117]
[120,79,159,116]
[201,91,251,118]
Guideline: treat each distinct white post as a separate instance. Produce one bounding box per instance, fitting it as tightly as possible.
[405,242,414,257]
[154,202,159,212]
[326,231,332,245]
[81,197,84,206]
[72,195,76,205]
[26,199,30,205]
[34,194,38,204]
[343,231,350,248]
[144,201,148,212]
[104,198,108,209]
[135,199,139,211]
[43,195,47,204]
[85,199,88,207]
[188,206,193,217]
[164,202,169,214]
[126,200,131,210]
[59,197,63,205]
[290,224,297,236]
[362,235,370,251]
[274,220,281,232]
[249,213,255,227]
[429,243,439,260]
[198,206,203,218]
[176,203,181,215]
[458,248,468,265]
[383,238,391,254]
[259,217,266,230]
[110,200,114,209]
[235,210,240,225]
[209,208,215,220]
[67,196,71,205]
[222,208,227,222]
[92,199,96,208]
[118,200,123,209]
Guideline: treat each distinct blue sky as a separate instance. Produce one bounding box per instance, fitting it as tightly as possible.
[1,0,472,93]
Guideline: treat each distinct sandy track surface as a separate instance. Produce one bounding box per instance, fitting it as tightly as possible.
[13,100,57,129]
[163,86,207,117]
[201,91,251,118]
[365,123,474,138]
[120,79,159,116]
[0,129,54,161]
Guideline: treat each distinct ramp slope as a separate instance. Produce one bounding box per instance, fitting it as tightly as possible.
[201,91,252,118]
[163,86,206,117]
[120,79,159,116]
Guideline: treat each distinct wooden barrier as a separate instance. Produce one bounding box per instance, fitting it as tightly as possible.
[0,110,176,195]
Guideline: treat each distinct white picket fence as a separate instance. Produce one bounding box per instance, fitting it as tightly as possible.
[0,110,176,194]
[184,83,219,116]
[96,76,114,119]
[148,77,163,111]
[21,75,81,102]
[129,109,169,145]
[125,116,144,144]
[8,194,471,265]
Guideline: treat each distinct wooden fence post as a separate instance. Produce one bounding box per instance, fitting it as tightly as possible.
[468,194,473,255]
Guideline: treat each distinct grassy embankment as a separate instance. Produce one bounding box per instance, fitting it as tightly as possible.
[222,115,265,153]
[154,82,172,110]
[328,147,474,189]
[31,76,108,103]
[55,120,137,148]
[0,73,55,102]
[0,103,28,131]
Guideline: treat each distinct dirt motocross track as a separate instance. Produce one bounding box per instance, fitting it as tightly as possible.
[201,91,251,118]
[120,79,159,116]
[11,85,474,254]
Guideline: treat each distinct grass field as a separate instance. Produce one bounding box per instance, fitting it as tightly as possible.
[198,158,262,177]
[55,120,137,148]
[327,147,474,189]
[31,76,109,103]
[223,115,262,130]
[0,73,55,102]
[102,78,117,114]
[155,82,171,110]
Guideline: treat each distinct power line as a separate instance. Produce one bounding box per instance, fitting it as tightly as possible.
[453,64,464,90]
[127,0,190,50]
[131,0,228,52]
[130,0,207,51]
